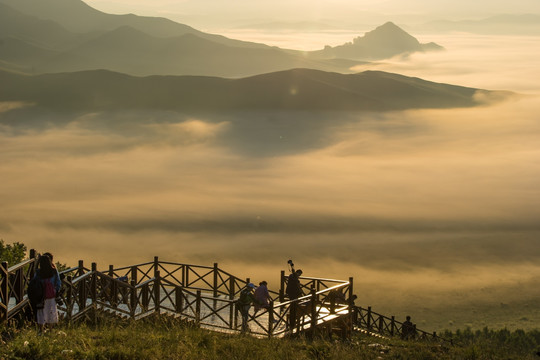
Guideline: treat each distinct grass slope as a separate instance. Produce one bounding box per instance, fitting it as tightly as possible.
[1,315,540,359]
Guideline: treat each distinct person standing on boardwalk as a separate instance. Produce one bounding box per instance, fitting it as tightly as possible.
[401,315,416,340]
[253,281,272,314]
[33,254,62,333]
[286,264,304,300]
[238,283,257,332]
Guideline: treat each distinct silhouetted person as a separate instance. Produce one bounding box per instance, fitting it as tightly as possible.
[254,281,272,314]
[286,269,303,300]
[237,283,256,332]
[401,315,416,340]
[33,254,61,334]
[42,252,65,305]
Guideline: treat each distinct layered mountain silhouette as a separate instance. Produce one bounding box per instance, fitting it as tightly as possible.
[0,0,443,77]
[0,68,499,113]
[0,0,266,49]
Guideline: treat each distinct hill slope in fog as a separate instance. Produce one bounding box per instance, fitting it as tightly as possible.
[0,68,500,113]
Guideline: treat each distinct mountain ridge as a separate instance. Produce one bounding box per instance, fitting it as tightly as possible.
[0,67,502,114]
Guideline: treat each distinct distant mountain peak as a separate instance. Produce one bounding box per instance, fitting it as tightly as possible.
[376,21,403,31]
[362,21,419,44]
[314,21,442,60]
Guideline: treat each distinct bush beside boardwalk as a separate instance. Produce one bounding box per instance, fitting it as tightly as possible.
[2,315,540,360]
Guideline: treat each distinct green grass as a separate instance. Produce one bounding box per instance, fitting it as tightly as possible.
[2,315,540,360]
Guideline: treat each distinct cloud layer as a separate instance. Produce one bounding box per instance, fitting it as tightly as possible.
[1,33,539,325]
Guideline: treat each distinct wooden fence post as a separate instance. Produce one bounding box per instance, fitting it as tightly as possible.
[78,274,87,312]
[91,263,97,323]
[196,290,201,326]
[142,283,149,311]
[279,271,285,302]
[181,265,186,287]
[131,266,138,285]
[66,276,73,321]
[310,287,318,338]
[268,301,274,337]
[229,277,235,299]
[378,316,384,335]
[229,277,235,329]
[213,263,218,314]
[348,277,354,304]
[78,260,84,276]
[213,263,218,298]
[367,306,372,331]
[391,316,396,336]
[1,261,8,323]
[154,270,161,314]
[109,265,117,307]
[91,263,97,304]
[175,286,183,313]
[130,279,137,319]
[153,257,159,278]
[14,263,23,304]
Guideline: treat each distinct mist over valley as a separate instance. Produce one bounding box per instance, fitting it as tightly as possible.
[1,0,540,332]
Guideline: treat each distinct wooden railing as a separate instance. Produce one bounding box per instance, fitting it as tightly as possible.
[1,250,448,343]
[0,249,38,323]
[353,305,453,344]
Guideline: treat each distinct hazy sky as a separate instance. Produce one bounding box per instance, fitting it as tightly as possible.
[84,0,540,30]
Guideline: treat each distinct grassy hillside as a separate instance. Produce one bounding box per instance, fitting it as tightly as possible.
[0,68,495,113]
[1,315,540,359]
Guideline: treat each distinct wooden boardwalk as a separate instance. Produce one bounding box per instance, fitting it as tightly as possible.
[1,250,449,343]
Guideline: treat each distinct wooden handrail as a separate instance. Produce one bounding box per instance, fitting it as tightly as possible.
[299,276,349,283]
[7,258,35,273]
[71,272,93,284]
[111,261,153,272]
[135,277,155,289]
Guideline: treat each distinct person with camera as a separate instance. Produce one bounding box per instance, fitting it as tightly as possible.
[286,260,304,300]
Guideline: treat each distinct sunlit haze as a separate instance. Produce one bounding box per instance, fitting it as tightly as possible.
[1,0,540,332]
